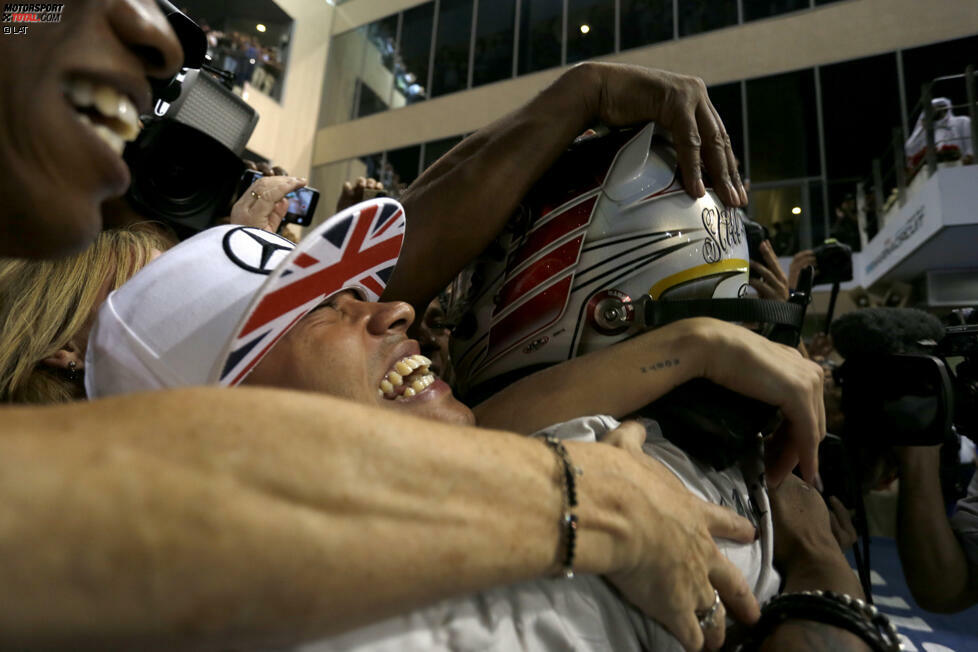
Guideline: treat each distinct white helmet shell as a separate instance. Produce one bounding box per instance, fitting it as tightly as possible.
[448,123,750,399]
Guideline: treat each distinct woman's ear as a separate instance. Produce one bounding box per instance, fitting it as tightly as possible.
[40,343,84,372]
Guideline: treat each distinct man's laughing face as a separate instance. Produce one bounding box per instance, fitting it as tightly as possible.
[244,291,476,426]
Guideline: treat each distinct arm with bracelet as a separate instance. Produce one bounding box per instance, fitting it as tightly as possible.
[741,475,898,651]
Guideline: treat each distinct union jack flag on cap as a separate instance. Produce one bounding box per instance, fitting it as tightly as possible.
[214,198,406,386]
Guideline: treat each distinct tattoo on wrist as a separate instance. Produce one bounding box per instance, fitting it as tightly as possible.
[640,358,680,373]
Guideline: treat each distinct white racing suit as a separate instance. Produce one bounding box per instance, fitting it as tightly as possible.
[295,416,780,651]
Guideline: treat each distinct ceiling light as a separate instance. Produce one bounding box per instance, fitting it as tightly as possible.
[580,24,590,34]
[256,23,266,32]
[791,206,802,215]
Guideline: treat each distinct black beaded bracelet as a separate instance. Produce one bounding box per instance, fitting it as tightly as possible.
[543,436,582,579]
[737,590,901,652]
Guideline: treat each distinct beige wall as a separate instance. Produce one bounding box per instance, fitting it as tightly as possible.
[242,0,334,178]
[331,0,427,35]
[314,0,978,166]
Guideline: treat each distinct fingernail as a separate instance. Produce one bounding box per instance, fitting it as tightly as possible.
[754,526,760,541]
[695,178,706,197]
[727,181,740,205]
[739,184,749,205]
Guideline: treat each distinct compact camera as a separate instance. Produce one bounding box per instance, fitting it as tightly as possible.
[239,170,321,227]
[812,238,853,286]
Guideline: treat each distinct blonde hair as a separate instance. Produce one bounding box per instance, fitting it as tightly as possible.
[0,226,174,404]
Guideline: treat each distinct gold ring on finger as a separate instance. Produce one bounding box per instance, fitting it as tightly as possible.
[251,191,263,200]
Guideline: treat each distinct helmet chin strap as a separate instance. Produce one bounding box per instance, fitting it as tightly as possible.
[638,266,815,347]
[639,297,806,345]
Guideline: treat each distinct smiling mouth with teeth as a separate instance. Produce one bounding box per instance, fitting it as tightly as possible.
[378,354,436,400]
[64,78,141,156]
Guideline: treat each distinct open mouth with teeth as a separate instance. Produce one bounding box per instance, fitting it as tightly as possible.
[378,354,436,400]
[64,78,141,156]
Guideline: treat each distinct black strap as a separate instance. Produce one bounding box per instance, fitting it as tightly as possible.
[644,298,805,330]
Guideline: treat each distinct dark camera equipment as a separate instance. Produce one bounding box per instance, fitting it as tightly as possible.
[809,238,854,333]
[742,217,769,263]
[239,170,321,227]
[126,65,259,239]
[812,238,853,286]
[154,1,207,100]
[824,308,974,602]
[937,324,978,440]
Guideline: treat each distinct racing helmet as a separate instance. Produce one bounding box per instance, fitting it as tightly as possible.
[447,123,751,401]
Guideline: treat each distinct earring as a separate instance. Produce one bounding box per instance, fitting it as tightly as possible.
[67,360,78,381]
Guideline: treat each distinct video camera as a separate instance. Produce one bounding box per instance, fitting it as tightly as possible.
[819,309,976,511]
[123,2,261,239]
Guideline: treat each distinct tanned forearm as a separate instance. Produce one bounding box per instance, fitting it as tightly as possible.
[762,550,871,651]
[0,386,640,650]
[897,446,978,612]
[474,318,705,433]
[386,63,600,315]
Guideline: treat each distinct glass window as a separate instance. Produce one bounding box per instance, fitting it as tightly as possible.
[820,54,902,213]
[901,35,978,122]
[398,2,435,105]
[518,0,563,75]
[746,68,820,183]
[620,0,673,50]
[366,14,399,73]
[678,0,737,37]
[423,135,465,170]
[748,181,826,255]
[356,79,388,119]
[742,0,808,22]
[473,0,516,87]
[707,81,745,174]
[360,152,385,182]
[385,145,422,194]
[432,0,474,97]
[319,28,366,127]
[566,0,614,64]
[184,0,293,102]
[356,14,399,116]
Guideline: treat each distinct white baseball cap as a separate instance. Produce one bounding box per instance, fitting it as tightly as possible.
[85,198,406,398]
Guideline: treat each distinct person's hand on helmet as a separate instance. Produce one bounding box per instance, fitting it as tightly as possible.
[749,240,790,302]
[689,319,826,487]
[579,62,747,209]
[231,175,307,233]
[598,421,760,651]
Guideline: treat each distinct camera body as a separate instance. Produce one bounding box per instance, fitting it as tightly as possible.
[812,238,853,285]
[239,170,321,227]
[937,324,978,440]
[125,68,259,238]
[742,217,769,262]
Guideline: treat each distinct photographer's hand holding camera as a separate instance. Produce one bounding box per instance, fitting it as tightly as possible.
[231,173,306,232]
[749,240,790,303]
[896,443,978,613]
